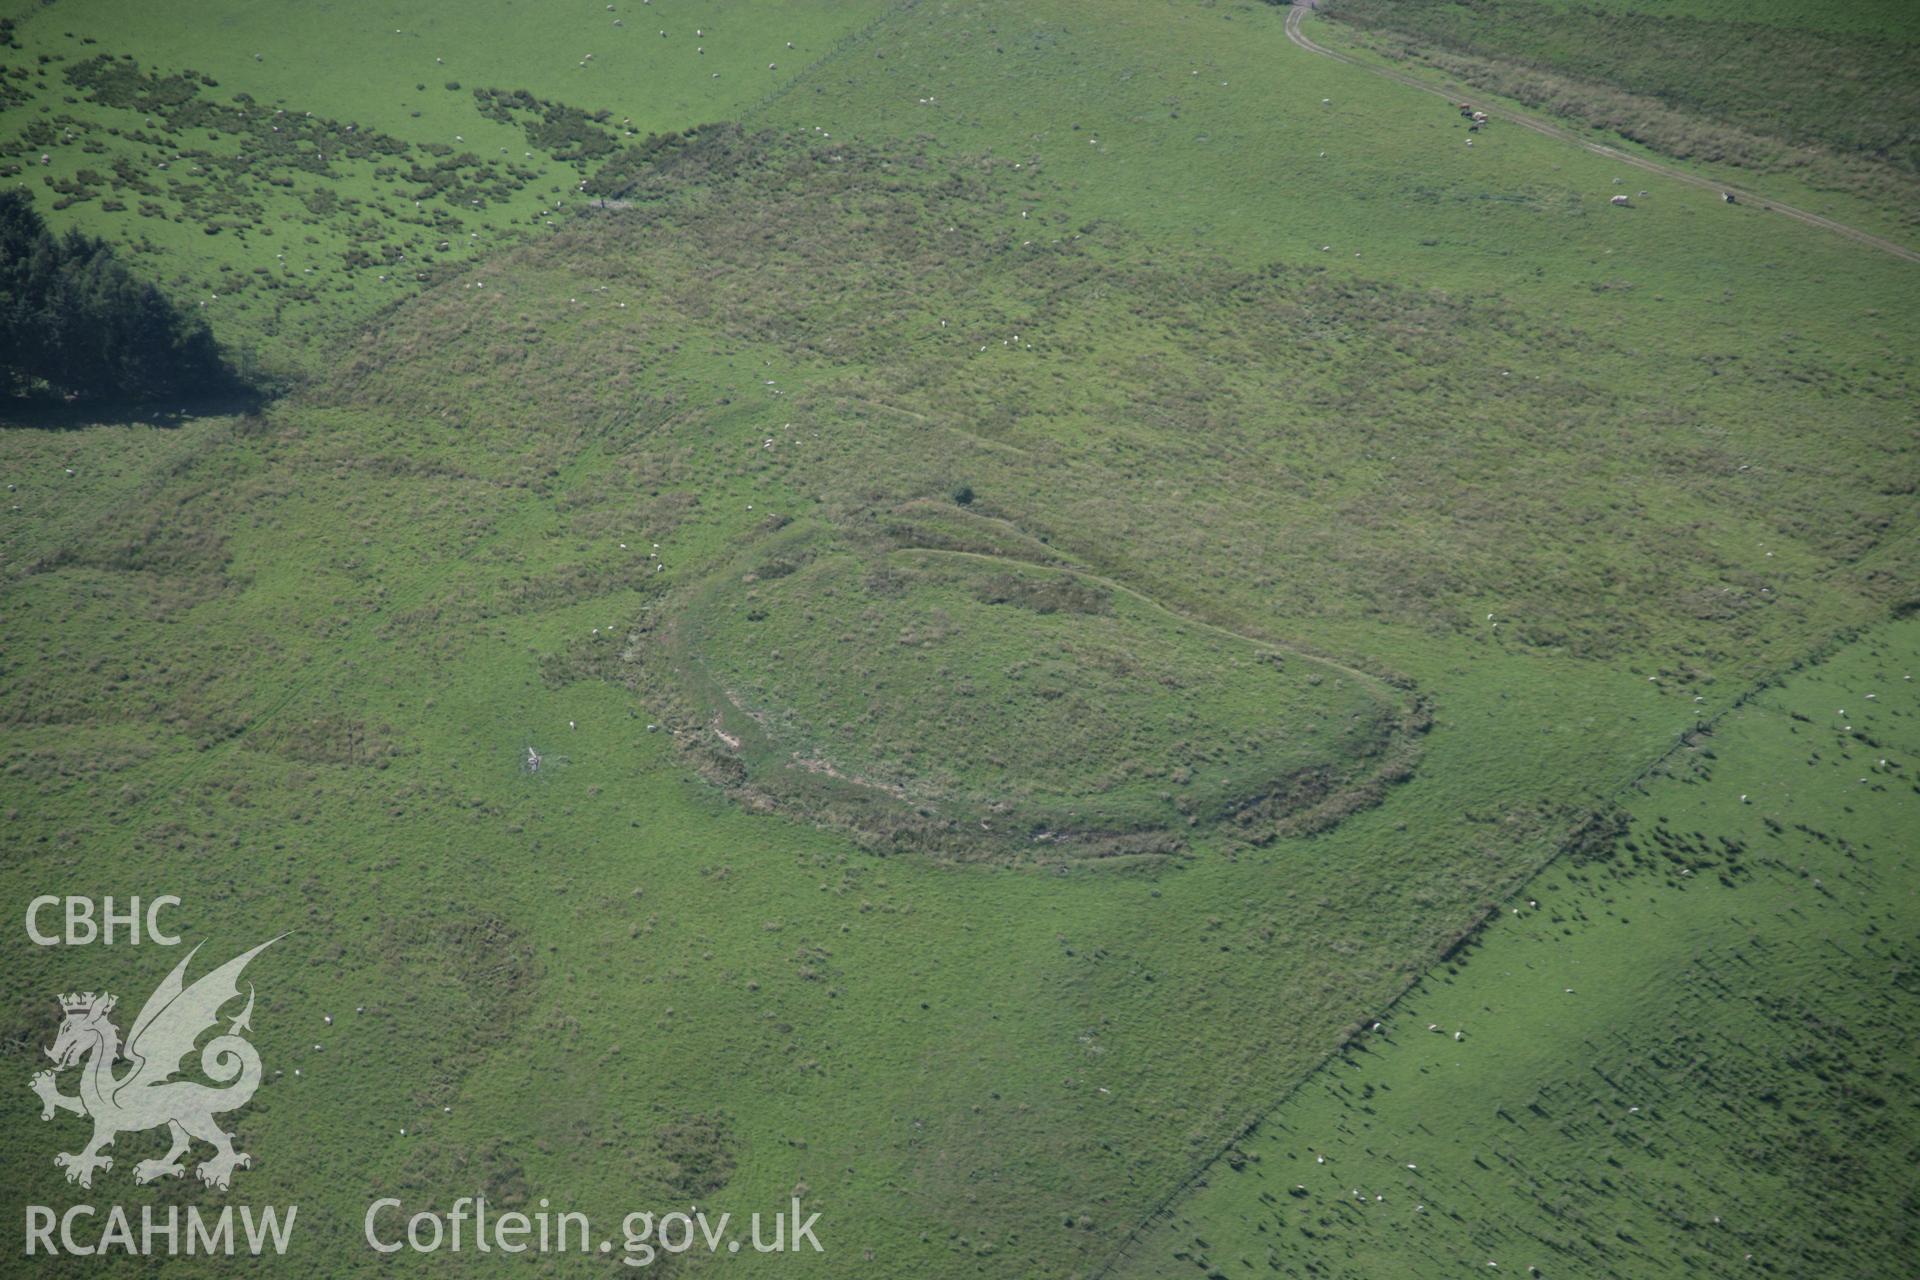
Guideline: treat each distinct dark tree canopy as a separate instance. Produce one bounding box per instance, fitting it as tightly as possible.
[1,189,244,402]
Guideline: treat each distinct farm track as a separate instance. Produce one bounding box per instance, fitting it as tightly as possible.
[1284,2,1920,264]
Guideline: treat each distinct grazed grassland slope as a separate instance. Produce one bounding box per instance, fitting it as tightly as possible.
[1125,619,1920,1280]
[0,0,893,369]
[1320,0,1920,223]
[1,1,1915,1277]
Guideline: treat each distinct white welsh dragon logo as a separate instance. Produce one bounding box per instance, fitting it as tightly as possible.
[29,938,279,1191]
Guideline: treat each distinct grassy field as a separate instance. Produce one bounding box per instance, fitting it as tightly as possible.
[1120,617,1920,1279]
[1318,0,1920,226]
[1322,0,1920,163]
[0,0,895,371]
[1,1,1914,1276]
[1526,0,1914,35]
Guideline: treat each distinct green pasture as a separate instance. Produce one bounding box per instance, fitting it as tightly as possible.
[1,1,1914,1277]
[1317,0,1920,233]
[1123,617,1920,1279]
[0,0,894,368]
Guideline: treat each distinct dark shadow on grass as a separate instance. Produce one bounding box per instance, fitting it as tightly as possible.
[0,384,277,431]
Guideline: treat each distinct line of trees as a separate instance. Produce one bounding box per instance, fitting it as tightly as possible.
[1,189,247,402]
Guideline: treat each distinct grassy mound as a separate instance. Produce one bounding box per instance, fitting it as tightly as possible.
[656,525,1415,860]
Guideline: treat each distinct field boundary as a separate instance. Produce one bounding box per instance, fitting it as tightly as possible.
[741,0,923,123]
[1088,511,1920,1275]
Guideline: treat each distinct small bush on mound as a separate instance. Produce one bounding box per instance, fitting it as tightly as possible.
[0,190,248,402]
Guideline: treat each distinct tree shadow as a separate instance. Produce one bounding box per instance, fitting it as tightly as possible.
[0,385,275,431]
